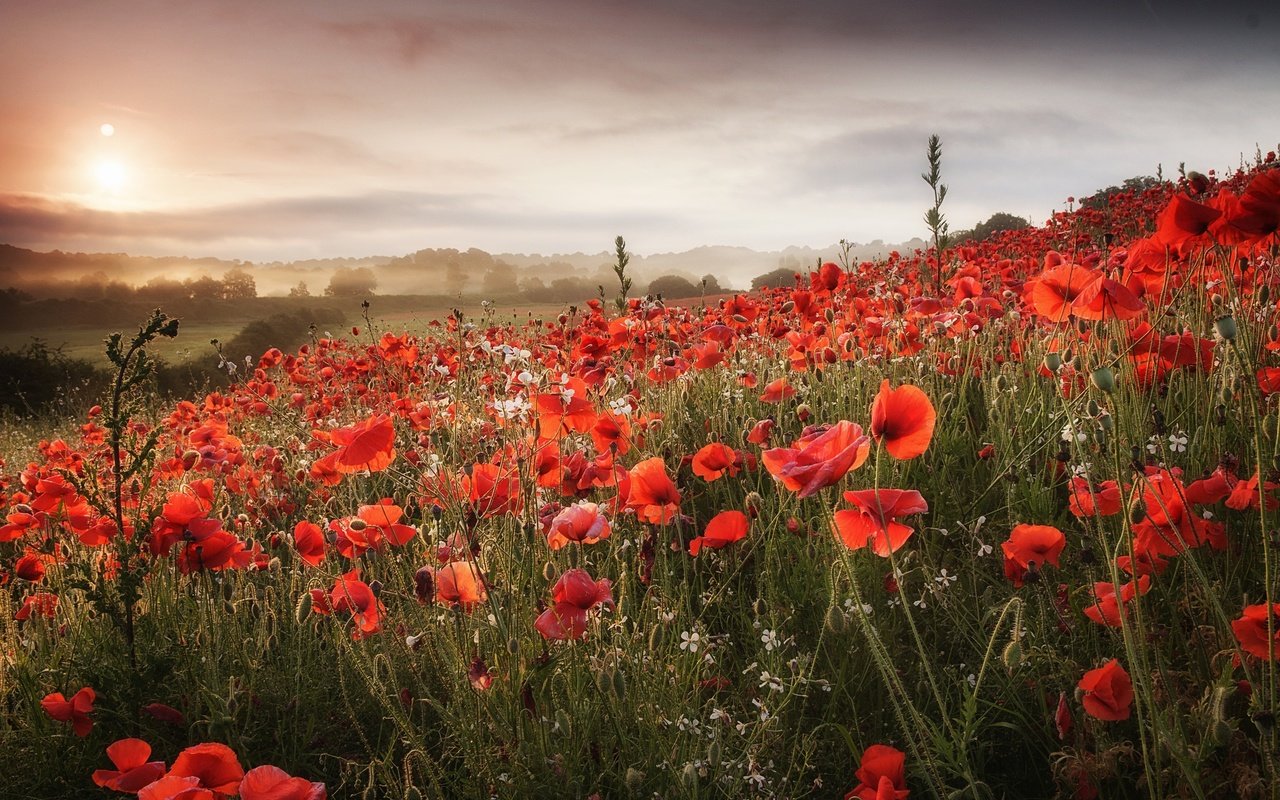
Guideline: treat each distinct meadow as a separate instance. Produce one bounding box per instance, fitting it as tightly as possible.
[2,155,1280,799]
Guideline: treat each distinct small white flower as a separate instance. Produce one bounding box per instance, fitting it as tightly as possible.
[934,568,957,587]
[976,541,993,558]
[1146,435,1161,455]
[680,631,701,652]
[760,629,779,652]
[1168,432,1188,453]
[913,597,928,610]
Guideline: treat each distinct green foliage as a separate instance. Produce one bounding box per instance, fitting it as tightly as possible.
[612,235,633,313]
[646,273,700,299]
[922,134,951,289]
[0,340,109,416]
[751,267,801,290]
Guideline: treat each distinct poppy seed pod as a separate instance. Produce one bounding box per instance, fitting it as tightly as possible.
[1214,315,1237,342]
[1002,639,1023,670]
[1043,353,1062,373]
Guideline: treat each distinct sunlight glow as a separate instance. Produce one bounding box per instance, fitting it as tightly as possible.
[100,123,115,137]
[95,160,126,192]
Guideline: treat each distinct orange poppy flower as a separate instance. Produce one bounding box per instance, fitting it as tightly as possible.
[239,764,327,800]
[1078,659,1133,721]
[434,561,488,611]
[1153,193,1221,249]
[870,381,936,460]
[535,568,614,641]
[1083,575,1150,627]
[41,686,95,737]
[624,457,682,524]
[322,414,397,474]
[1001,524,1066,587]
[1027,264,1100,323]
[167,742,245,795]
[691,443,741,482]
[1232,603,1280,660]
[832,488,928,556]
[689,510,750,556]
[762,421,870,498]
[1068,478,1122,517]
[759,378,797,403]
[1070,277,1146,322]
[138,775,214,800]
[92,738,166,793]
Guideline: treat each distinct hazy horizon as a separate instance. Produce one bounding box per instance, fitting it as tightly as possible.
[2,0,1277,263]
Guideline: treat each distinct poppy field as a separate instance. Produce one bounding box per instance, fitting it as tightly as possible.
[4,156,1280,799]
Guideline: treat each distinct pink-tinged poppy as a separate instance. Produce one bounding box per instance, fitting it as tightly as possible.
[546,502,611,550]
[1083,576,1151,627]
[691,443,741,482]
[1055,691,1073,741]
[832,489,928,557]
[624,457,682,524]
[320,414,397,475]
[844,743,909,800]
[534,602,591,641]
[292,520,326,567]
[1232,603,1280,660]
[870,381,936,460]
[41,686,95,737]
[328,570,385,639]
[762,421,870,499]
[167,742,245,795]
[433,561,488,611]
[688,510,750,556]
[238,764,327,800]
[759,378,797,403]
[1001,524,1066,588]
[1078,659,1133,721]
[551,568,614,611]
[93,738,167,793]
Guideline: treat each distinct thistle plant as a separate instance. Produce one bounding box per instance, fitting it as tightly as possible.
[612,235,633,313]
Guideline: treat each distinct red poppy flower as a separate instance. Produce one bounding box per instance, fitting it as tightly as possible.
[167,742,245,795]
[759,378,797,403]
[1232,603,1280,660]
[320,414,397,474]
[41,686,95,737]
[1001,524,1066,588]
[688,510,750,556]
[844,743,909,800]
[328,570,385,639]
[287,517,324,566]
[624,457,682,524]
[870,381,936,460]
[1077,659,1133,721]
[1070,277,1146,322]
[536,568,614,641]
[546,502,611,550]
[434,561,488,611]
[1027,264,1100,323]
[832,488,928,556]
[1083,576,1151,627]
[762,421,870,498]
[93,738,167,793]
[138,775,215,800]
[691,443,742,482]
[238,764,327,800]
[1068,478,1122,517]
[1153,193,1221,249]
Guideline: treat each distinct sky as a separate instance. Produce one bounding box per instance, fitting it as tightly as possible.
[0,0,1277,262]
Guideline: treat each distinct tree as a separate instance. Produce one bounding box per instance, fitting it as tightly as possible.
[751,267,801,291]
[968,212,1030,242]
[289,281,311,298]
[700,274,724,294]
[325,267,378,297]
[646,274,699,299]
[221,267,257,300]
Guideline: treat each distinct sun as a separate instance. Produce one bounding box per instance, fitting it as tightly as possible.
[95,159,127,193]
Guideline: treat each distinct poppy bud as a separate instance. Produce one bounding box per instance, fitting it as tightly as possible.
[295,591,312,623]
[542,562,557,581]
[824,605,846,634]
[612,669,626,699]
[680,763,698,791]
[1130,499,1147,525]
[369,580,383,597]
[507,637,520,654]
[996,374,1010,392]
[554,708,571,736]
[1043,353,1062,373]
[413,566,434,604]
[596,670,612,695]
[1002,640,1023,670]
[707,741,722,767]
[781,301,795,313]
[1090,367,1115,393]
[825,308,835,323]
[1214,315,1237,343]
